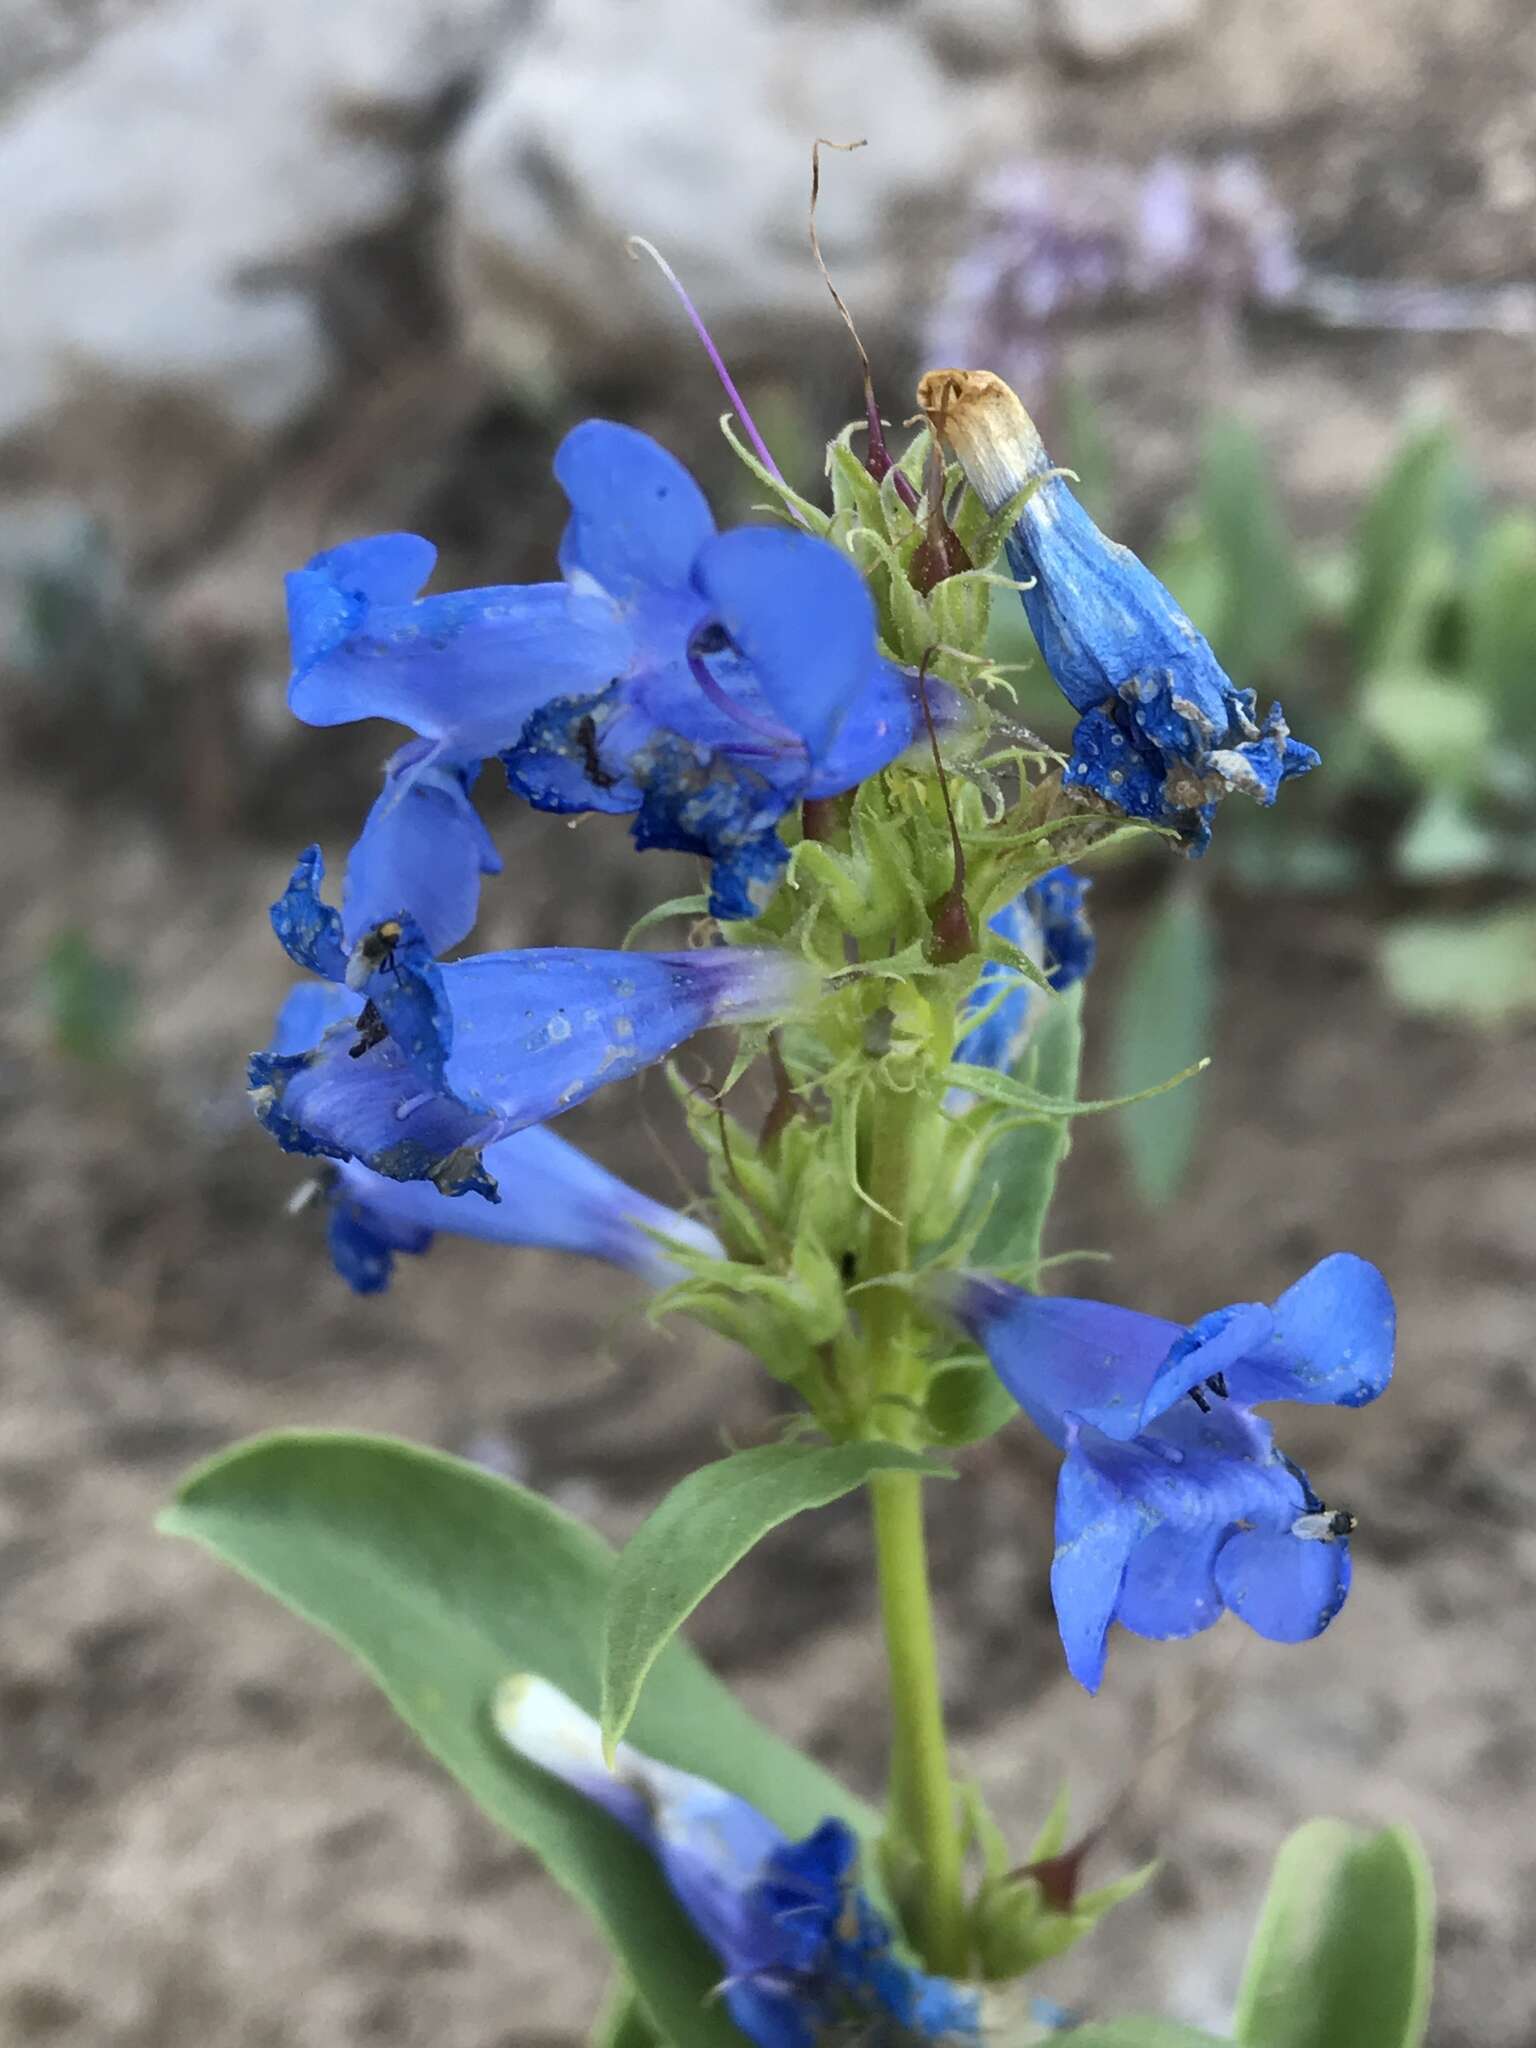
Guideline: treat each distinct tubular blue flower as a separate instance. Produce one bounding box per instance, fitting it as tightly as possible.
[285,532,629,759]
[954,866,1095,1075]
[506,422,941,918]
[281,420,937,924]
[316,1131,724,1296]
[494,1676,981,2047]
[935,1253,1395,1690]
[269,980,725,1290]
[342,741,501,960]
[253,853,815,1198]
[920,370,1318,849]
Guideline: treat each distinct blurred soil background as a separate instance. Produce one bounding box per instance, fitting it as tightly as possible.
[3,0,1535,2044]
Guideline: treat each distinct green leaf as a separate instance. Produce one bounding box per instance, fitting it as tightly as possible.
[1058,373,1115,522]
[1392,788,1498,883]
[1234,1819,1434,2048]
[1055,2025,1232,2048]
[1465,510,1536,748]
[1359,666,1493,794]
[970,981,1085,1274]
[1111,886,1214,1206]
[602,1441,945,1755]
[1378,908,1536,1024]
[591,1982,662,2048]
[1196,415,1306,683]
[162,1432,878,2048]
[1153,519,1229,650]
[42,927,135,1064]
[1350,421,1470,674]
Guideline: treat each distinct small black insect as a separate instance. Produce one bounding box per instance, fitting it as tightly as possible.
[346,917,413,996]
[348,999,390,1060]
[575,713,617,790]
[1292,1506,1359,1542]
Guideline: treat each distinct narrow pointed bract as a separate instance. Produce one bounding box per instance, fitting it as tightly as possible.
[935,1254,1394,1690]
[494,1676,981,2046]
[918,368,1318,849]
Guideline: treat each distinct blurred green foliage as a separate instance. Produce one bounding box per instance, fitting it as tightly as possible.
[43,928,136,1065]
[1154,413,1536,912]
[1046,404,1536,1202]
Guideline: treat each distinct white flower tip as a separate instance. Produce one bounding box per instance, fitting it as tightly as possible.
[917,367,1050,512]
[492,1673,608,1776]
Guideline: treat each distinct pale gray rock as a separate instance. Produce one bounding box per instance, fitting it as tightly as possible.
[0,0,528,450]
[1045,0,1204,63]
[449,0,1018,389]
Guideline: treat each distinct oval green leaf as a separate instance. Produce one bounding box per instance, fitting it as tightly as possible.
[1234,1818,1434,2048]
[601,1441,946,1756]
[161,1431,880,2048]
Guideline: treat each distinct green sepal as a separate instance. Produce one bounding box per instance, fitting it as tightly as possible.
[622,894,712,947]
[922,1357,1018,1448]
[1234,1819,1434,2048]
[601,1441,949,1756]
[160,1432,879,2048]
[965,1783,1157,1981]
[959,469,1059,576]
[826,425,887,539]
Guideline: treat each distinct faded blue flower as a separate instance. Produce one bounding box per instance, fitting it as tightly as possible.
[921,370,1317,849]
[285,422,935,921]
[253,847,813,1199]
[495,1676,981,2047]
[936,1253,1395,1690]
[954,866,1094,1075]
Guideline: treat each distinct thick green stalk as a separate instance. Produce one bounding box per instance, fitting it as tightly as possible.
[860,1079,969,1976]
[869,1468,969,1976]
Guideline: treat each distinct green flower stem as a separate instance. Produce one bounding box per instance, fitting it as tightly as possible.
[869,1468,969,1976]
[860,1078,968,1977]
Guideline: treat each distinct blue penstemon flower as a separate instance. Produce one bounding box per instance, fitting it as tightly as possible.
[954,866,1095,1077]
[919,369,1318,850]
[931,1252,1395,1691]
[252,848,814,1199]
[286,421,943,921]
[270,988,722,1292]
[494,1676,981,2047]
